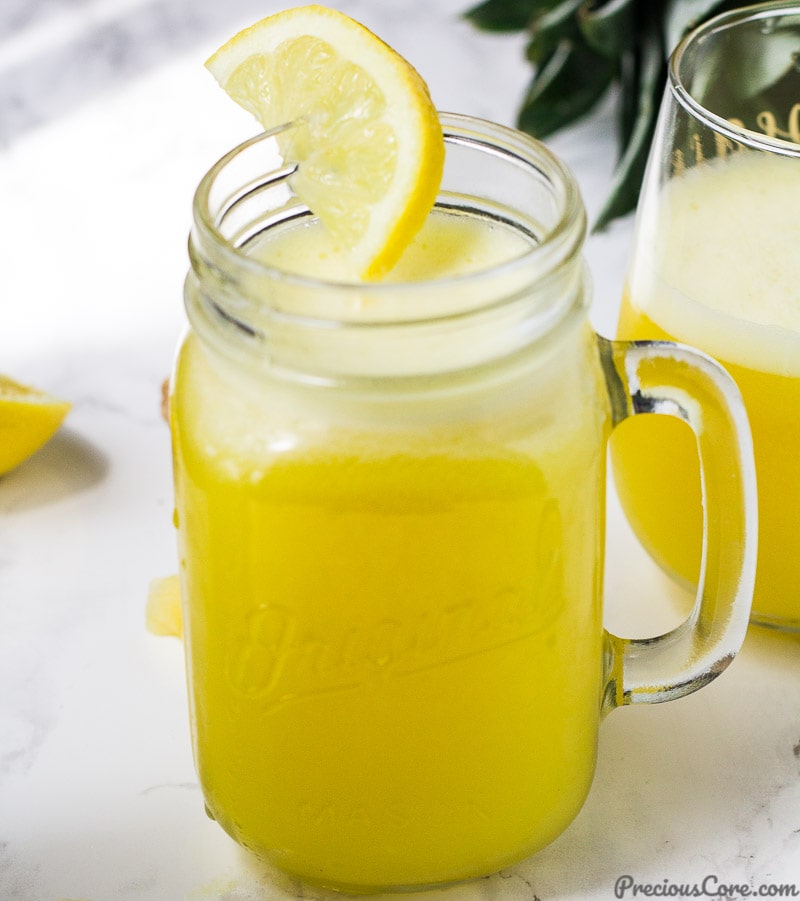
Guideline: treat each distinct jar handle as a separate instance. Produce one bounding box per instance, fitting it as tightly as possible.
[599,337,757,714]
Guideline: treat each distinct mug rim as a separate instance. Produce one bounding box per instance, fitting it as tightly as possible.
[669,0,800,157]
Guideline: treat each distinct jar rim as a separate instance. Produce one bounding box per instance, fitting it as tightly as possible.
[186,112,589,381]
[190,111,587,311]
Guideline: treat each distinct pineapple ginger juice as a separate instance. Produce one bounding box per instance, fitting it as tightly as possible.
[172,209,610,889]
[611,151,800,629]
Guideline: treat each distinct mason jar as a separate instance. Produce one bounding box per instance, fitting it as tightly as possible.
[171,112,756,892]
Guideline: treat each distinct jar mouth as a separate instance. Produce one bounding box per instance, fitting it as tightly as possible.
[669,1,800,157]
[186,112,588,381]
[190,112,587,326]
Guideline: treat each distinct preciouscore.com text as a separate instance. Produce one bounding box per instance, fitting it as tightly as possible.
[614,875,800,899]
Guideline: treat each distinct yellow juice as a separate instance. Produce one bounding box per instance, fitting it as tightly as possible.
[172,210,610,889]
[611,151,800,629]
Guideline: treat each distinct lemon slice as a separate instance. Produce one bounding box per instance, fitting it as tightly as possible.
[0,375,71,476]
[205,4,444,279]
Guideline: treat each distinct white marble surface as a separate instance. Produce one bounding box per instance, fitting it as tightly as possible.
[1,2,799,900]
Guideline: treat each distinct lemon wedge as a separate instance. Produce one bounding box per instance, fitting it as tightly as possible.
[205,4,444,279]
[0,375,71,476]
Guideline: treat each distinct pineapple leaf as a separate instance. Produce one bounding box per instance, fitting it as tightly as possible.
[594,27,666,229]
[525,0,583,65]
[518,37,616,138]
[577,0,638,58]
[530,0,586,32]
[463,0,546,31]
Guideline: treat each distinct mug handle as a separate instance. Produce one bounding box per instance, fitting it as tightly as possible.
[599,337,757,714]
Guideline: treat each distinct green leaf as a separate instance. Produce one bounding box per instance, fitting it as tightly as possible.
[530,0,585,32]
[578,0,638,58]
[525,1,581,65]
[524,0,589,68]
[594,29,667,230]
[518,37,616,138]
[463,0,546,31]
[616,48,640,150]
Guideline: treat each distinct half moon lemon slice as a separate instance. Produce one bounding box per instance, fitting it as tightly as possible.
[205,4,444,280]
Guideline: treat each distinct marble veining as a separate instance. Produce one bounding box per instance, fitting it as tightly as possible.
[1,1,799,899]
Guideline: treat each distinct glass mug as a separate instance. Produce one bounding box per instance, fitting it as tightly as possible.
[171,113,756,892]
[611,1,800,631]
